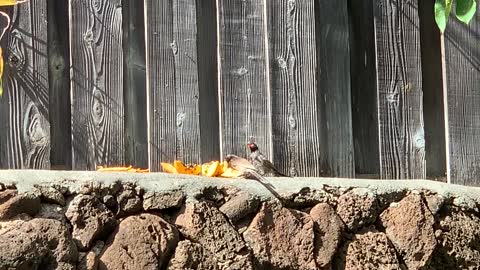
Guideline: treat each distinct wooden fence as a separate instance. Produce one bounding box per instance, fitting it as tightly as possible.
[0,0,478,186]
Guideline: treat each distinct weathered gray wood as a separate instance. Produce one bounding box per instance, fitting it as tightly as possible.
[348,0,379,177]
[123,0,147,168]
[444,12,480,186]
[70,0,124,170]
[48,0,72,170]
[217,0,271,160]
[418,0,446,179]
[267,0,323,177]
[146,0,213,171]
[373,0,425,179]
[0,1,50,169]
[316,0,354,177]
[196,0,220,162]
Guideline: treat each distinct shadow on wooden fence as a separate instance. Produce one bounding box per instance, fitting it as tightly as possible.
[0,0,478,187]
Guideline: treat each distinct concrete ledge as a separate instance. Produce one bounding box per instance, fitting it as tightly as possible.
[1,170,480,204]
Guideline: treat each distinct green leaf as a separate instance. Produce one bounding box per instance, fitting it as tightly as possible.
[456,0,477,24]
[435,0,454,33]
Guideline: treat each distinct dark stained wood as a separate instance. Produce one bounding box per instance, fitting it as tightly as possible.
[373,0,425,179]
[196,0,220,162]
[217,0,271,160]
[123,0,147,168]
[146,0,213,171]
[48,0,72,170]
[315,0,354,177]
[70,0,124,170]
[418,0,446,179]
[267,0,323,177]
[444,12,480,186]
[348,0,379,177]
[0,1,50,169]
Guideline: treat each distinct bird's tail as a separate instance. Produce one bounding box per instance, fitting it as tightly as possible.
[248,170,284,205]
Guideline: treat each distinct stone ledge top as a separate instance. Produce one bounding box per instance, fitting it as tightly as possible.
[0,170,479,204]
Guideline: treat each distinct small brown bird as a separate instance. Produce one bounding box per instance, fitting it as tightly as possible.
[247,143,287,177]
[225,154,283,203]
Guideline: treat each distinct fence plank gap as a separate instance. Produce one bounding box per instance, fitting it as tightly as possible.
[0,1,50,169]
[267,0,324,177]
[444,12,480,186]
[48,0,72,170]
[216,0,271,161]
[373,0,425,179]
[70,0,124,170]
[123,0,148,168]
[418,0,446,181]
[348,0,379,177]
[315,0,354,177]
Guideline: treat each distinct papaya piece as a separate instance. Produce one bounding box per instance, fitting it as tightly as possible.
[201,161,221,177]
[220,167,241,178]
[173,160,201,175]
[161,162,177,174]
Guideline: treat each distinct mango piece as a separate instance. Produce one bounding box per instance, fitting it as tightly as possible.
[174,160,201,175]
[220,167,241,178]
[201,161,221,177]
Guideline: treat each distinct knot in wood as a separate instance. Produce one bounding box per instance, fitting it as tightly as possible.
[277,57,287,69]
[84,30,94,45]
[170,41,178,55]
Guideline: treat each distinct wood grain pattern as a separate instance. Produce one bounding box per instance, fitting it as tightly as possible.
[146,0,213,171]
[316,0,354,177]
[267,0,323,177]
[0,1,50,169]
[70,0,124,170]
[373,0,425,179]
[348,0,379,177]
[444,12,480,186]
[418,0,446,179]
[217,0,271,160]
[123,0,147,168]
[48,0,72,170]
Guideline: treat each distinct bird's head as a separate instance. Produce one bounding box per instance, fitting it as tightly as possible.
[247,143,258,152]
[225,154,236,163]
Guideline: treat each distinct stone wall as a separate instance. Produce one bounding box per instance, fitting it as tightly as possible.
[0,171,480,270]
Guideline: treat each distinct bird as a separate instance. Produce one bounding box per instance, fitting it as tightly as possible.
[247,142,288,177]
[225,154,284,204]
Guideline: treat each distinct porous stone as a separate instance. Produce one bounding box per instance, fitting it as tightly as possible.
[143,190,185,211]
[34,185,66,206]
[336,189,379,231]
[0,191,40,220]
[168,240,219,270]
[219,192,259,222]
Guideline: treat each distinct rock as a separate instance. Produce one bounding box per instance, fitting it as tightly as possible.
[174,202,253,269]
[219,192,259,222]
[0,191,41,220]
[168,240,219,270]
[99,214,178,270]
[0,218,78,269]
[116,187,142,216]
[309,203,345,268]
[452,196,478,212]
[335,230,401,269]
[433,207,480,269]
[35,203,68,224]
[34,185,66,206]
[65,194,117,251]
[78,241,104,270]
[284,187,335,208]
[143,190,185,211]
[336,189,379,231]
[243,203,317,270]
[379,193,436,269]
[424,193,446,215]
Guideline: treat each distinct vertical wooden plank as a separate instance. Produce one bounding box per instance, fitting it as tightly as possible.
[267,0,323,177]
[48,0,72,170]
[70,0,124,170]
[373,0,425,179]
[316,0,354,177]
[197,0,220,162]
[123,0,148,168]
[418,0,446,180]
[348,0,380,177]
[0,1,50,169]
[146,0,210,171]
[217,0,271,160]
[444,12,480,186]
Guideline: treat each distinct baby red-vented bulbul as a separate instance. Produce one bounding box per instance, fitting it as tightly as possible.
[247,143,287,177]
